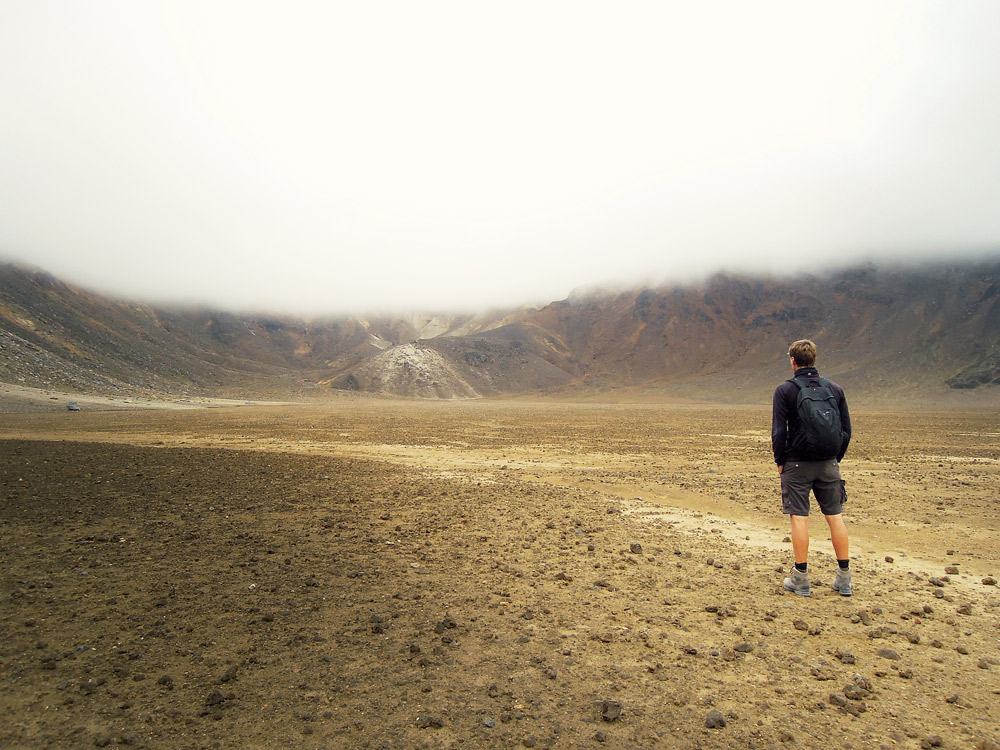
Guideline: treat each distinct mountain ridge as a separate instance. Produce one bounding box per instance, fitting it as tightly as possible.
[1,259,998,403]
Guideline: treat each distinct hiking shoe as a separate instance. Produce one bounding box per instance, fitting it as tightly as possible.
[782,567,811,597]
[832,568,853,596]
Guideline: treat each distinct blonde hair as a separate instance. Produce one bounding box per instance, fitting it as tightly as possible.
[787,339,817,367]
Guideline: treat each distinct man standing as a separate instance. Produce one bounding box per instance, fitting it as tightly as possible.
[772,339,853,597]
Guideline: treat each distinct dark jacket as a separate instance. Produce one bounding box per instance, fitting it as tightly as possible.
[772,367,851,466]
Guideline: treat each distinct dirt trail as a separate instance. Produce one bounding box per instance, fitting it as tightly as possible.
[0,383,293,412]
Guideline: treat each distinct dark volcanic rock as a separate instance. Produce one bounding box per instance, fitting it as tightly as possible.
[599,700,622,722]
[204,689,227,707]
[705,709,727,729]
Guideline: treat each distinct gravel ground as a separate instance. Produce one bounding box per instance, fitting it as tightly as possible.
[1,400,998,749]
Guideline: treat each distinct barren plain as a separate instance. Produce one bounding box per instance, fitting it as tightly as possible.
[1,396,998,749]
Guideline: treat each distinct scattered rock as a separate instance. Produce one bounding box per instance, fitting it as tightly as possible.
[844,684,870,702]
[705,709,727,729]
[219,665,238,683]
[204,689,227,707]
[834,649,856,664]
[921,736,943,749]
[415,715,443,728]
[851,676,874,694]
[811,664,836,681]
[630,542,643,554]
[599,700,622,721]
[842,701,868,717]
[983,577,997,586]
[877,648,901,660]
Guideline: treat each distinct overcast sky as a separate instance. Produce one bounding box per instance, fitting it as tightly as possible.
[1,2,999,314]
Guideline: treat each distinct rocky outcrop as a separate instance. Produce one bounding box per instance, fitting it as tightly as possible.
[325,344,479,399]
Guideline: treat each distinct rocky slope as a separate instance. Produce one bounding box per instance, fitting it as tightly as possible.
[1,259,998,401]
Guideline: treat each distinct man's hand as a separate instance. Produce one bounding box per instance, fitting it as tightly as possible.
[778,465,784,474]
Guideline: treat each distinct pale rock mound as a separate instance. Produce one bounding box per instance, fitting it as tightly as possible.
[333,343,479,399]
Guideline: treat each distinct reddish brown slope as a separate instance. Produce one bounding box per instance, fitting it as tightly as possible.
[2,259,998,401]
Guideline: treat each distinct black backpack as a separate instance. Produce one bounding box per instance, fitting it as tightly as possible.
[788,375,844,460]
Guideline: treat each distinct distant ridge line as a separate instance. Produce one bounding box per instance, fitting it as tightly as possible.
[1,258,998,402]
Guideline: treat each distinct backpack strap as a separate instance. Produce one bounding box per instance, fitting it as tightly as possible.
[788,374,829,390]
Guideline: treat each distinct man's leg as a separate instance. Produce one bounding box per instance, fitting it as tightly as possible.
[825,513,853,595]
[824,513,849,560]
[780,464,813,596]
[789,514,809,563]
[783,514,811,596]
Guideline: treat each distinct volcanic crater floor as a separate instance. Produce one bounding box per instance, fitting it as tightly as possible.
[1,399,998,749]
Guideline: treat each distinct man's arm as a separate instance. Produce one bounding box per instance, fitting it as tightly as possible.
[837,387,852,462]
[771,385,790,466]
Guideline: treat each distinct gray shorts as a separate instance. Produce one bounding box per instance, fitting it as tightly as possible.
[781,458,846,516]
